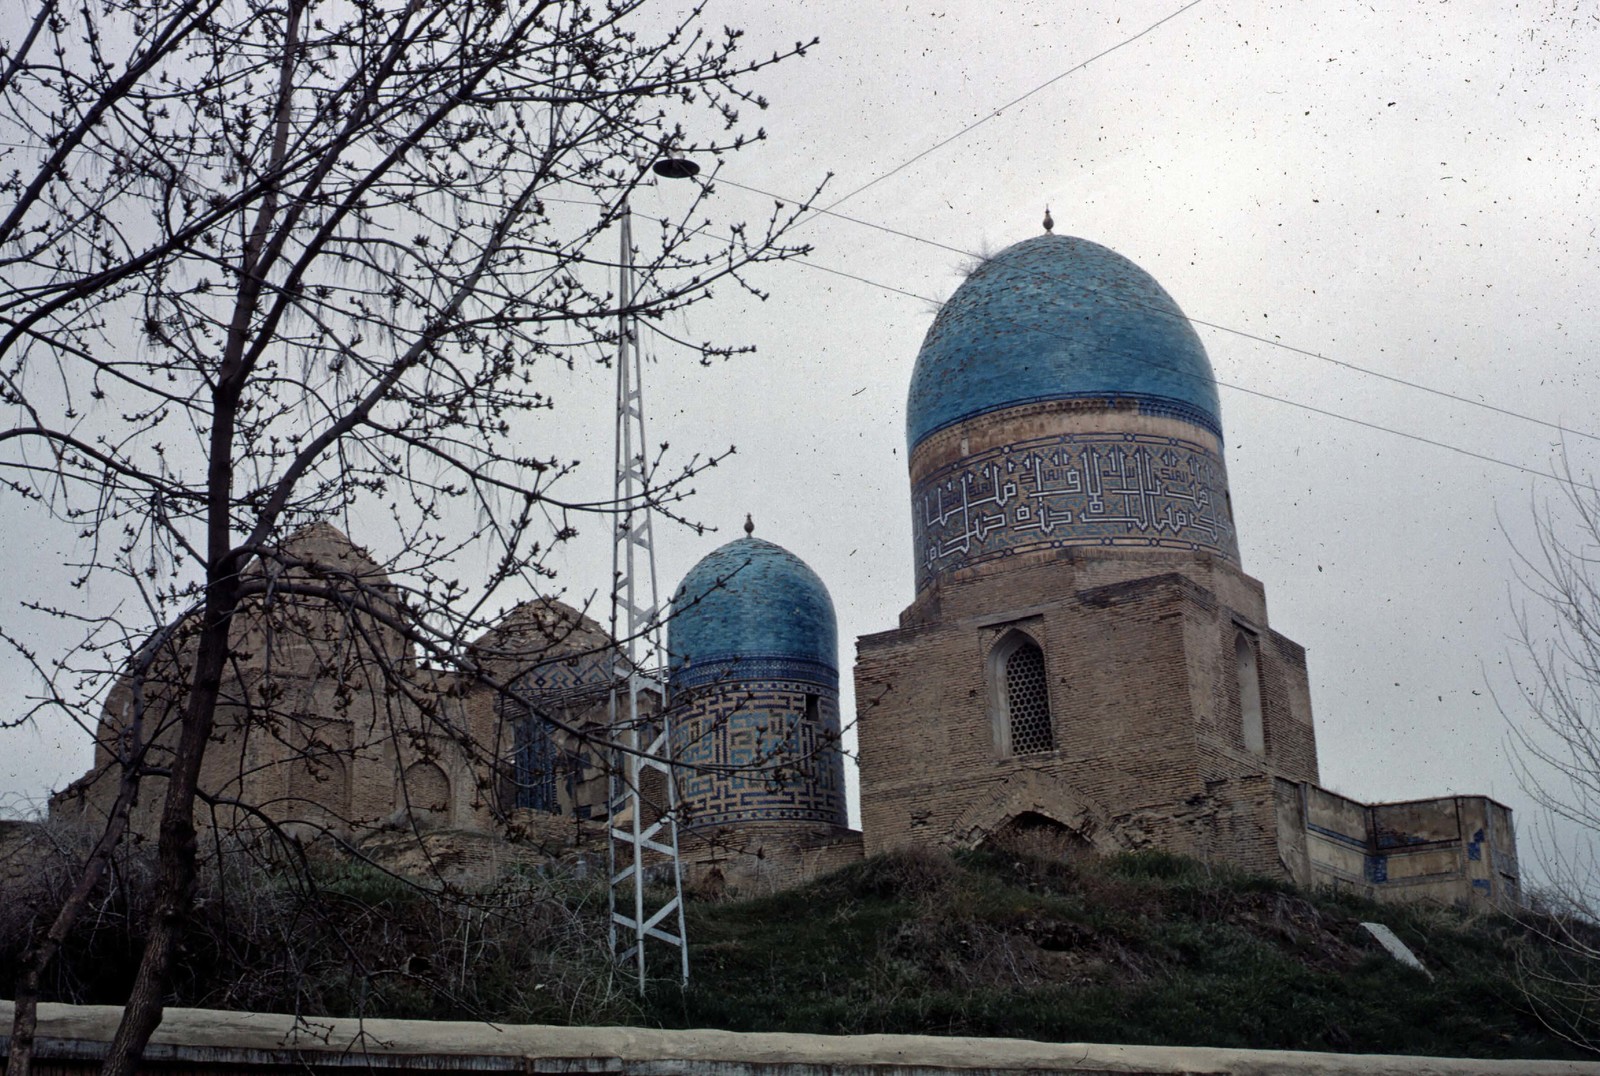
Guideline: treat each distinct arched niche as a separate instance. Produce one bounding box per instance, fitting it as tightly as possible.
[403,759,452,824]
[1235,631,1265,755]
[988,629,1055,757]
[286,750,349,831]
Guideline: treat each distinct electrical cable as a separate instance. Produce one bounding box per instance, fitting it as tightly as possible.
[717,175,1600,448]
[643,250,1600,496]
[813,0,1209,217]
[705,0,1598,450]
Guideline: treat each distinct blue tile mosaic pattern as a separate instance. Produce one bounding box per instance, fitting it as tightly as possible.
[672,654,838,693]
[674,673,847,829]
[906,235,1223,453]
[913,428,1238,590]
[512,650,611,696]
[667,537,838,685]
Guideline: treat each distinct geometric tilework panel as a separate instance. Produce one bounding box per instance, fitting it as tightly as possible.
[673,678,847,829]
[512,712,560,813]
[502,660,612,817]
[914,430,1239,591]
[670,654,838,693]
[498,694,590,816]
[512,650,613,705]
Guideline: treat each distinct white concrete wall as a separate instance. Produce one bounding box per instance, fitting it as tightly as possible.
[3,1001,1596,1076]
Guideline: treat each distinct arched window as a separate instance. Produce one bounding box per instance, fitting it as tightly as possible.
[403,760,452,823]
[287,751,348,829]
[990,631,1054,756]
[513,715,559,814]
[1235,631,1265,755]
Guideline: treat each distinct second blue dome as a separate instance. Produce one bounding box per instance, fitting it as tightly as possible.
[906,234,1222,453]
[668,537,837,687]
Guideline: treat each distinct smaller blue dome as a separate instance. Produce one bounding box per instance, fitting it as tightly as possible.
[668,537,837,686]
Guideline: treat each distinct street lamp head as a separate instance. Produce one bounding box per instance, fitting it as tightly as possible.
[651,157,700,180]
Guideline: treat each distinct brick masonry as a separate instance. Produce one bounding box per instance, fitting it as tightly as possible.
[47,401,1520,907]
[48,523,621,861]
[855,437,1517,909]
[857,547,1317,864]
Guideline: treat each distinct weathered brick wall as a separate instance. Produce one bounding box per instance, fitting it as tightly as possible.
[355,826,560,885]
[858,549,1322,877]
[1189,599,1318,798]
[860,565,1195,857]
[0,819,50,898]
[899,542,1271,629]
[680,823,864,896]
[49,525,612,857]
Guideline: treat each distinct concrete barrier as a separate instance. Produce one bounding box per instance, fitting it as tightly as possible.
[3,1001,1597,1076]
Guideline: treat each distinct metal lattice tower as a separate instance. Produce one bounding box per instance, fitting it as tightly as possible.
[607,202,689,991]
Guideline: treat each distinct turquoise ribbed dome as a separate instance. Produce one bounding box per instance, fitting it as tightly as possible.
[906,235,1222,452]
[668,537,837,684]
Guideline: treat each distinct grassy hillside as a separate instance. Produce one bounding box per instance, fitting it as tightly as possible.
[649,849,1581,1059]
[3,842,1592,1059]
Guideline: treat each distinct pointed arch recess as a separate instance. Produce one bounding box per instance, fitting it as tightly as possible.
[988,628,1054,757]
[1235,630,1265,755]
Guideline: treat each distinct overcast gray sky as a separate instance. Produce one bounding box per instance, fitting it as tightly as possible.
[5,0,1598,865]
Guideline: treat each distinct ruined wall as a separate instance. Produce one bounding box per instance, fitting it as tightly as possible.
[0,819,55,905]
[1276,780,1520,910]
[476,598,621,828]
[48,525,618,866]
[680,823,864,897]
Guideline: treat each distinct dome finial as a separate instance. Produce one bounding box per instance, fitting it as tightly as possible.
[1043,206,1054,234]
[743,513,755,537]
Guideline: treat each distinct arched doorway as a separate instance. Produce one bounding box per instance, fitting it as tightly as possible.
[980,810,1093,860]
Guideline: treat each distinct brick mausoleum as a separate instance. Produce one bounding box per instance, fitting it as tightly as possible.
[47,229,1519,908]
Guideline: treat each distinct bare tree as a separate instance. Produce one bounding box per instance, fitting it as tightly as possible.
[1503,454,1600,1049]
[0,0,815,1071]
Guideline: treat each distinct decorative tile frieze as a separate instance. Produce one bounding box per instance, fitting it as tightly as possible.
[914,430,1239,589]
[671,654,837,693]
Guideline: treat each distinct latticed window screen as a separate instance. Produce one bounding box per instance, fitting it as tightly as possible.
[1005,642,1054,755]
[511,704,559,813]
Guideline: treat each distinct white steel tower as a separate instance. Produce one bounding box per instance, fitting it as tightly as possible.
[606,196,689,992]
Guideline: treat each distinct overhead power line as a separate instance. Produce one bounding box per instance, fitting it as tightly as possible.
[720,175,1600,449]
[644,231,1595,495]
[639,0,1591,491]
[814,0,1209,217]
[724,0,1597,454]
[752,253,1598,495]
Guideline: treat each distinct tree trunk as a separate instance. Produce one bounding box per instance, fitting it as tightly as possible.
[96,594,235,1076]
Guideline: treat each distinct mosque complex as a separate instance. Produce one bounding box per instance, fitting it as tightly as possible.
[48,227,1521,909]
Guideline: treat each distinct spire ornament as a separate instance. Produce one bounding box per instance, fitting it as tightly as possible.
[1043,206,1054,234]
[744,513,755,536]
